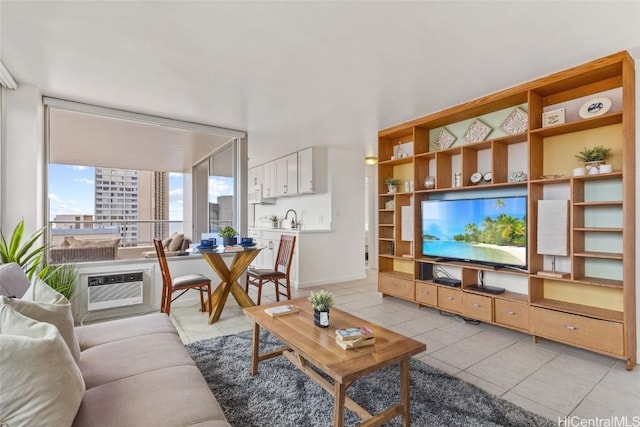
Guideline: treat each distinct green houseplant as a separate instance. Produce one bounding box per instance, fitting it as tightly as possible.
[38,263,78,300]
[269,215,280,228]
[219,226,238,246]
[575,145,612,174]
[0,219,47,279]
[384,178,400,194]
[308,289,335,328]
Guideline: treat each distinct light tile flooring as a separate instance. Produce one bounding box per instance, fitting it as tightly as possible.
[170,270,640,424]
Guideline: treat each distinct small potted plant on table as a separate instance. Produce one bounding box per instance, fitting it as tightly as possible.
[219,226,238,247]
[575,145,612,175]
[308,289,334,328]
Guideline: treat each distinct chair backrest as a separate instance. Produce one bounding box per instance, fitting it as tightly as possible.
[153,239,172,286]
[274,235,296,275]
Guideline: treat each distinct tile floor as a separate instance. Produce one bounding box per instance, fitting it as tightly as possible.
[170,270,640,424]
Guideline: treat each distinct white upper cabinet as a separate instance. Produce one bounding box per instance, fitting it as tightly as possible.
[262,161,276,198]
[275,153,298,196]
[248,165,262,187]
[298,147,327,194]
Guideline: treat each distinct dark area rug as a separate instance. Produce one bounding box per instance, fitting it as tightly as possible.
[186,330,554,427]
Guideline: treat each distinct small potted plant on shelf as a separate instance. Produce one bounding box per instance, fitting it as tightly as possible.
[269,215,280,228]
[308,289,334,328]
[219,226,238,247]
[384,178,400,194]
[575,145,612,175]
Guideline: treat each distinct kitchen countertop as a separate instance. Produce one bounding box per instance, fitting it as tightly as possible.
[248,226,332,234]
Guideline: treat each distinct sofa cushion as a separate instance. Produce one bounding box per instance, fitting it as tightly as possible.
[18,278,81,362]
[73,365,229,427]
[79,332,195,389]
[0,304,85,427]
[167,232,185,252]
[75,312,177,350]
[0,262,31,298]
[65,236,121,248]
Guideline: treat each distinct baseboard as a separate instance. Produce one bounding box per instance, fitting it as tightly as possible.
[296,273,368,289]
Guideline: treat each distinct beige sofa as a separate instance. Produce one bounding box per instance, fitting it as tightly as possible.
[0,260,228,427]
[73,313,229,427]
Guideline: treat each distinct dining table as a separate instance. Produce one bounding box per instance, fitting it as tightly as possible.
[189,245,262,324]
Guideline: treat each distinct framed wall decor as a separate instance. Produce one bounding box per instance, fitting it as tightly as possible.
[500,107,528,135]
[542,108,565,127]
[464,119,492,143]
[432,128,456,150]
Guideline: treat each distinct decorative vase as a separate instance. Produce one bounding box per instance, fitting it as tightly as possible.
[424,176,436,189]
[313,309,330,328]
[387,184,397,194]
[584,161,605,175]
[222,237,237,247]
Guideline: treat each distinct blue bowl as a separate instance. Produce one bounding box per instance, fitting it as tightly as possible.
[200,239,214,247]
[241,237,253,245]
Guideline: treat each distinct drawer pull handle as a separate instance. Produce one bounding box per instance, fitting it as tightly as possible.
[507,311,517,315]
[421,290,430,294]
[563,324,579,331]
[446,297,455,301]
[472,303,482,308]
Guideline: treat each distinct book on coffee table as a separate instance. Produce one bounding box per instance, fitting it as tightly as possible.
[264,304,299,317]
[335,326,375,341]
[336,336,376,350]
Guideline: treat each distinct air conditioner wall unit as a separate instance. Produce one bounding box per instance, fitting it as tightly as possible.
[87,272,143,311]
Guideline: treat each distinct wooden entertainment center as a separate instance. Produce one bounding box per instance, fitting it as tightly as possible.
[377,51,636,370]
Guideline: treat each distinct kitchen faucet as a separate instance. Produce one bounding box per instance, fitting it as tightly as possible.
[284,209,298,229]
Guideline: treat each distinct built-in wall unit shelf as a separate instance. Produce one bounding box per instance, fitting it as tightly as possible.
[377,51,636,370]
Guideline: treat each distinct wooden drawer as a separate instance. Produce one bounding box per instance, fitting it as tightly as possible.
[531,307,624,356]
[378,275,414,300]
[415,282,437,306]
[462,293,492,322]
[437,287,462,313]
[494,299,529,331]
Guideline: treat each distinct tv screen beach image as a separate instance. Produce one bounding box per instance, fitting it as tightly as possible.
[422,197,527,267]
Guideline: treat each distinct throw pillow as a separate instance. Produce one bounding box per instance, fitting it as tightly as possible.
[167,233,185,252]
[17,278,81,362]
[162,236,173,249]
[0,262,31,298]
[0,304,85,426]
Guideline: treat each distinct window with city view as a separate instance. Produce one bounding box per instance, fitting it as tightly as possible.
[45,99,244,264]
[48,164,185,248]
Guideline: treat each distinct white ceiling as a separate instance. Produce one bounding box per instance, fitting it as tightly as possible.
[2,1,639,167]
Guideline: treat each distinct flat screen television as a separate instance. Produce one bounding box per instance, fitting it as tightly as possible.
[421,196,527,269]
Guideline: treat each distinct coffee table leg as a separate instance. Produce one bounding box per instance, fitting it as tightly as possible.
[333,381,346,427]
[400,358,410,427]
[251,322,260,376]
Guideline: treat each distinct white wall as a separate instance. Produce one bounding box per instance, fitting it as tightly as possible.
[1,85,44,232]
[254,147,367,287]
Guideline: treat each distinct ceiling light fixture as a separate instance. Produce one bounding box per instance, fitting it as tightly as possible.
[365,156,378,165]
[0,60,17,90]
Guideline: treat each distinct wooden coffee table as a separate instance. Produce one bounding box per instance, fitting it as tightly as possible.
[243,298,426,427]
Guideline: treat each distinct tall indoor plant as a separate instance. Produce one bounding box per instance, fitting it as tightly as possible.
[0,219,47,279]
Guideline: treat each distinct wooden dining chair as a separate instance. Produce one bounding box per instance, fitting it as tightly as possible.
[246,234,296,305]
[153,239,212,316]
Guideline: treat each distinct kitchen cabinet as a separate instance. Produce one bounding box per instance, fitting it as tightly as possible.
[262,161,276,198]
[298,147,327,194]
[275,153,298,196]
[248,166,262,186]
